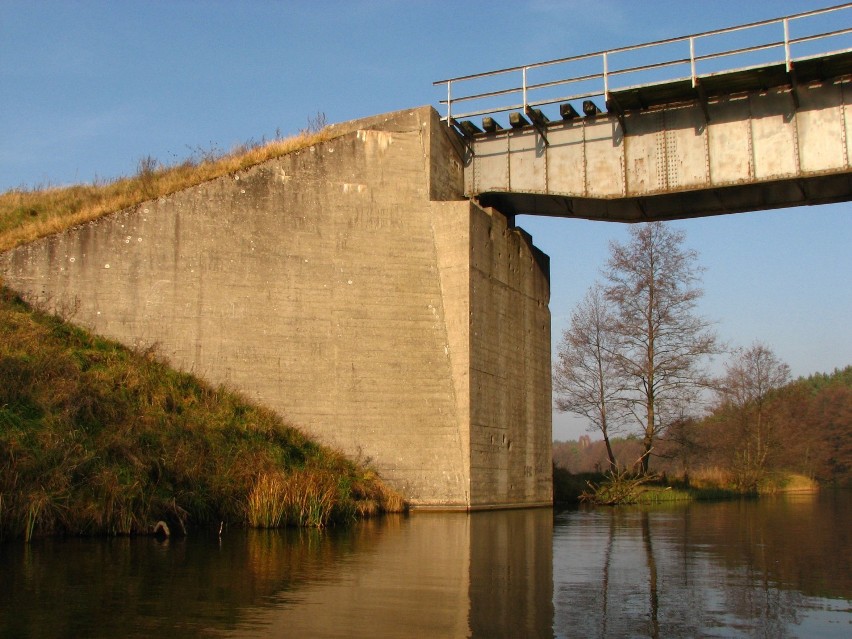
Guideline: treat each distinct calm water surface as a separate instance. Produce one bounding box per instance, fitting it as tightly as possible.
[1,491,849,638]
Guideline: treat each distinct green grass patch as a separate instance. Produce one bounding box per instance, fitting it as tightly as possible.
[0,286,404,541]
[635,486,693,503]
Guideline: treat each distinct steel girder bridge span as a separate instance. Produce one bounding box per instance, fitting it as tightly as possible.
[434,3,852,222]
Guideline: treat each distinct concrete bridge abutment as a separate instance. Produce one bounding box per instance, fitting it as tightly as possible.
[0,106,553,509]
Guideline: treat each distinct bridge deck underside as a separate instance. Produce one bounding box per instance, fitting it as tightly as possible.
[478,173,852,222]
[467,61,852,222]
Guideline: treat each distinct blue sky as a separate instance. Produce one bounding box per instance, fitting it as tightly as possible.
[2,1,850,440]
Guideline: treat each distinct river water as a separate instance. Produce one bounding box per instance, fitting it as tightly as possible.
[1,491,849,638]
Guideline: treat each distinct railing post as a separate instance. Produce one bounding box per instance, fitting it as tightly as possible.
[690,36,697,87]
[784,18,792,72]
[434,4,847,123]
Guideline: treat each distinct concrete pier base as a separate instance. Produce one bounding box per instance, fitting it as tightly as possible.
[0,106,553,509]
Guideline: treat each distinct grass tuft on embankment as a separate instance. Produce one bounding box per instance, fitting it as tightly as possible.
[0,286,404,541]
[0,122,334,253]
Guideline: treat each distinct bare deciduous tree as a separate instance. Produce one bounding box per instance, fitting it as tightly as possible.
[554,284,625,472]
[604,222,718,474]
[716,342,790,488]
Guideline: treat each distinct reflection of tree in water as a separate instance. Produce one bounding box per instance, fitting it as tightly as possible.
[718,554,804,638]
[640,512,659,639]
[553,496,848,638]
[600,514,614,638]
[687,494,851,600]
[554,509,707,638]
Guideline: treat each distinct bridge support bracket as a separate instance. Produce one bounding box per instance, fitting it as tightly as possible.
[524,106,550,146]
[788,63,801,109]
[449,118,476,158]
[695,79,711,124]
[604,94,627,133]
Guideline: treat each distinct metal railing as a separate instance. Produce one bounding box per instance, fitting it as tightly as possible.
[434,3,852,125]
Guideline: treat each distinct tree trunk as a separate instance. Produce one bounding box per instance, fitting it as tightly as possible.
[603,433,618,473]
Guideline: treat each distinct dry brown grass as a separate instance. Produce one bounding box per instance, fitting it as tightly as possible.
[678,467,819,494]
[0,128,335,253]
[774,473,819,493]
[350,469,407,517]
[247,467,406,529]
[684,466,734,489]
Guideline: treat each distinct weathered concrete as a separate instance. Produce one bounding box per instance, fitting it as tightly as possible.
[433,200,552,508]
[467,75,852,221]
[0,106,552,509]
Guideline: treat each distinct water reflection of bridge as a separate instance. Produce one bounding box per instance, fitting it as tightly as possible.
[245,510,555,638]
[436,3,852,222]
[4,497,848,636]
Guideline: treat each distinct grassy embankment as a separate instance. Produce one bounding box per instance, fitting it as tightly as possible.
[0,126,406,542]
[0,125,334,253]
[553,465,818,505]
[0,286,404,541]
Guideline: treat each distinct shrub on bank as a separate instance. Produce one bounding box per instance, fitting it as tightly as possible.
[0,286,404,541]
[552,464,764,506]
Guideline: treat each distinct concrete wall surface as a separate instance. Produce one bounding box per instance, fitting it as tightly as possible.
[1,106,553,509]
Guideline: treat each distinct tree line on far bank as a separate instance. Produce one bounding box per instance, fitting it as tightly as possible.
[554,365,852,488]
[553,221,850,491]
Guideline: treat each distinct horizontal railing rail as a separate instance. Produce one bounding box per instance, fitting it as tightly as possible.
[434,3,852,126]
